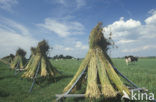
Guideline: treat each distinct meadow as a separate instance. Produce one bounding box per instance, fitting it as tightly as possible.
[0,58,156,102]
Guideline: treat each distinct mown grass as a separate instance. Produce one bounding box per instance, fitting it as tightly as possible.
[0,58,156,102]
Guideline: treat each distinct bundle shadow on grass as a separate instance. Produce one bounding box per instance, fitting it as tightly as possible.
[63,22,130,101]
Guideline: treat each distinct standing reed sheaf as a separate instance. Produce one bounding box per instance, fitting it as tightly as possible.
[1,54,15,65]
[22,40,60,78]
[24,47,36,70]
[10,48,26,69]
[63,23,130,99]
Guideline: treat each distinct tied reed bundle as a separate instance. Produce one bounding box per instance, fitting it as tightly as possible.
[64,23,130,99]
[1,54,15,64]
[24,47,36,70]
[10,48,26,69]
[22,40,59,78]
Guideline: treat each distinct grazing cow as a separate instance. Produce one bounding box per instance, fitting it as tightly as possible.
[125,56,138,65]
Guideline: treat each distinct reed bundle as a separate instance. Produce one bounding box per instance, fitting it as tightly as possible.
[64,23,130,99]
[1,54,15,64]
[22,40,59,78]
[10,48,26,69]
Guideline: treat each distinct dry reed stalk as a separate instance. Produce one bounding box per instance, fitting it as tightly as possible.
[22,55,41,78]
[99,51,130,96]
[96,50,117,97]
[41,57,47,76]
[22,40,60,79]
[85,50,101,98]
[25,55,34,70]
[63,50,91,92]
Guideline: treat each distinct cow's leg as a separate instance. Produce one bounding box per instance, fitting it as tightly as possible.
[127,61,129,65]
[128,58,131,65]
[125,59,128,65]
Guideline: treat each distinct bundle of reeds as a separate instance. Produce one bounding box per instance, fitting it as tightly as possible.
[22,40,59,78]
[24,47,36,70]
[1,54,15,64]
[64,23,130,99]
[10,48,26,69]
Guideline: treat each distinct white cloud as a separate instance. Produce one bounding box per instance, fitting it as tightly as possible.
[76,0,86,8]
[104,12,156,42]
[105,17,141,32]
[54,45,64,50]
[56,0,86,8]
[52,41,88,57]
[54,44,73,51]
[0,0,18,12]
[116,39,136,44]
[75,41,88,50]
[103,10,156,56]
[0,17,37,58]
[54,41,88,52]
[0,17,29,35]
[145,12,156,25]
[75,41,82,48]
[38,18,85,37]
[122,45,156,53]
[104,17,141,39]
[64,47,73,51]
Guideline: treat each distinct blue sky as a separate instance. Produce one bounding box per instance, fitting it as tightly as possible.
[0,0,156,58]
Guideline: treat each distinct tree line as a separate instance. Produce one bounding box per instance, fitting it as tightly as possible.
[53,54,74,59]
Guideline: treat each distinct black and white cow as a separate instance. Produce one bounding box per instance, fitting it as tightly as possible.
[125,56,138,65]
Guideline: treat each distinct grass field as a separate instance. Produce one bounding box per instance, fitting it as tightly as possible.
[0,58,156,102]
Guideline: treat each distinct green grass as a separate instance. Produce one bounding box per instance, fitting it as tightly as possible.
[0,58,156,102]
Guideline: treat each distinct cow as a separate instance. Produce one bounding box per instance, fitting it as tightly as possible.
[125,56,138,65]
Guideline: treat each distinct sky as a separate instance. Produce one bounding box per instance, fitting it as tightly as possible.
[0,0,156,58]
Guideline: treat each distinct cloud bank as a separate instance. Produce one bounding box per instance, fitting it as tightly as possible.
[56,0,86,9]
[0,17,37,58]
[104,10,156,56]
[38,18,85,37]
